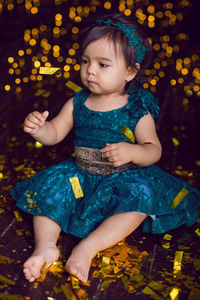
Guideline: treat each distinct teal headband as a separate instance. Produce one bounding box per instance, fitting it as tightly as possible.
[96,19,147,64]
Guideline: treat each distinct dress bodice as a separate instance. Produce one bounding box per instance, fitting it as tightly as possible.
[73,88,160,149]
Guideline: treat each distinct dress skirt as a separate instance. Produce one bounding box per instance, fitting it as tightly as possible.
[11,158,200,238]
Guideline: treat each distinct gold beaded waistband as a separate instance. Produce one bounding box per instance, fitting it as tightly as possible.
[74,145,137,175]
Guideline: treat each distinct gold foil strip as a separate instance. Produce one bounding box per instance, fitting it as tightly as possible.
[0,294,26,299]
[195,228,200,236]
[102,256,110,267]
[61,284,76,300]
[0,274,16,285]
[34,89,46,96]
[142,285,163,299]
[0,255,14,264]
[169,287,180,300]
[162,243,170,249]
[34,89,51,97]
[75,288,89,299]
[172,137,180,146]
[69,177,84,199]
[121,126,135,143]
[71,276,80,289]
[39,67,61,75]
[168,188,189,208]
[164,234,172,241]
[13,210,23,222]
[65,80,82,92]
[14,164,25,171]
[173,251,183,276]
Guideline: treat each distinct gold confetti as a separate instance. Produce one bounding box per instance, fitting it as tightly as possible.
[41,91,51,98]
[71,276,80,289]
[69,177,84,198]
[34,89,51,97]
[34,89,46,96]
[121,126,135,143]
[75,288,89,299]
[164,234,172,240]
[14,164,25,171]
[162,242,170,249]
[13,210,23,222]
[0,255,14,264]
[36,260,62,282]
[102,256,110,267]
[142,285,163,299]
[39,67,61,75]
[195,228,200,236]
[172,137,180,146]
[35,141,43,148]
[169,287,180,300]
[0,294,26,300]
[173,251,183,276]
[65,80,82,92]
[61,284,76,300]
[91,241,149,292]
[0,274,16,285]
[50,261,63,273]
[33,282,39,288]
[168,188,189,208]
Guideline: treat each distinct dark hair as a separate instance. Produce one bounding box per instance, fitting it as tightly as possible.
[79,13,152,92]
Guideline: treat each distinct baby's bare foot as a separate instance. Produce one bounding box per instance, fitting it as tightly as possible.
[65,242,96,282]
[23,242,60,282]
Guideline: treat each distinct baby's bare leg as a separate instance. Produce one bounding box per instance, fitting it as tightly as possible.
[66,212,147,282]
[24,216,61,282]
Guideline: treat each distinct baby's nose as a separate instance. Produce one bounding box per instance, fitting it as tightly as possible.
[88,63,96,75]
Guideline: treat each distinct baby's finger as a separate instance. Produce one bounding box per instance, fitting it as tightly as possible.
[41,110,49,120]
[101,149,111,158]
[24,119,40,131]
[101,143,114,154]
[31,111,46,122]
[113,161,122,167]
[108,154,119,162]
[26,112,44,126]
[24,125,39,133]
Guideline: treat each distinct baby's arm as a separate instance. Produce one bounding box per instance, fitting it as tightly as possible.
[101,112,162,167]
[24,97,74,145]
[131,112,162,166]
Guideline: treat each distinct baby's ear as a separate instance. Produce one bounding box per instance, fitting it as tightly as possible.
[127,64,140,81]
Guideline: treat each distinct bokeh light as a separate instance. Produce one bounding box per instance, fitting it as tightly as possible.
[0,0,198,103]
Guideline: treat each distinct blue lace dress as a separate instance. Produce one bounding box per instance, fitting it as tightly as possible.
[11,88,200,238]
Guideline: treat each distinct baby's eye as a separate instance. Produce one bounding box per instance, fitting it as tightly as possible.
[100,63,108,68]
[81,59,88,64]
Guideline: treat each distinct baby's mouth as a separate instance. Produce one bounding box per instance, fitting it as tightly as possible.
[88,80,97,85]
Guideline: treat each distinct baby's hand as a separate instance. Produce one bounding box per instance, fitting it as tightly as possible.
[101,142,134,167]
[24,111,49,134]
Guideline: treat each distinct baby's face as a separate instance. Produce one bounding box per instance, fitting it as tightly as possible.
[80,37,134,96]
